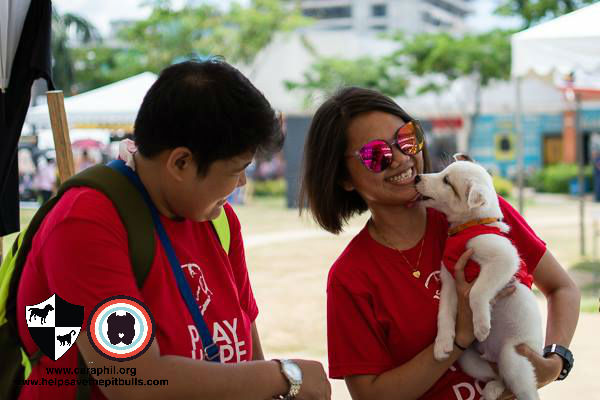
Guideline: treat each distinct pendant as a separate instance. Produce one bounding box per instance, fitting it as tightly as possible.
[412,270,421,278]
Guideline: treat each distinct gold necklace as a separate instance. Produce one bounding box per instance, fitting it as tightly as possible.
[371,219,424,279]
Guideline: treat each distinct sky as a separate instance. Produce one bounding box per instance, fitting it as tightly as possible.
[52,0,522,36]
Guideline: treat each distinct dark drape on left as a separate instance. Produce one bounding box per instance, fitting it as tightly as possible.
[0,0,54,236]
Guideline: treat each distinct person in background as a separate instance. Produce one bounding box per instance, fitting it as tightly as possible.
[76,149,96,172]
[31,154,56,204]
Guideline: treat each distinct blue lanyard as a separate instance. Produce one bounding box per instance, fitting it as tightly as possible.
[108,160,220,362]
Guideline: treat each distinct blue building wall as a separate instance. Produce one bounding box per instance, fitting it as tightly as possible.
[469,109,600,178]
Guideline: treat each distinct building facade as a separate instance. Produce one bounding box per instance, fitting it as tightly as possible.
[299,0,473,34]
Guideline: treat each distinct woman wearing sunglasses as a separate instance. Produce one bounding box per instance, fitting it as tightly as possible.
[300,87,580,399]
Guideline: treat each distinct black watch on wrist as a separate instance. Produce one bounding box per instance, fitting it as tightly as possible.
[543,344,574,381]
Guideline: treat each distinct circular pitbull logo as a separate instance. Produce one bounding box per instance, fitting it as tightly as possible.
[87,295,155,361]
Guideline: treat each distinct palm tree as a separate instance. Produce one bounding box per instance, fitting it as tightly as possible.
[51,9,101,95]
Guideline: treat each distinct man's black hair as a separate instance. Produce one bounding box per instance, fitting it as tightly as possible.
[134,58,283,175]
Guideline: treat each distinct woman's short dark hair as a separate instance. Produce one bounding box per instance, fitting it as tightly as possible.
[300,87,431,234]
[134,58,282,175]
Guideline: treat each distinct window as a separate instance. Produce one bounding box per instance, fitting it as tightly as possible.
[372,4,387,17]
[370,24,387,31]
[303,6,352,19]
[421,11,451,28]
[423,0,469,18]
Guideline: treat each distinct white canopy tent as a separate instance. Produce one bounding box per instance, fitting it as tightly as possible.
[512,2,600,255]
[26,72,158,128]
[512,2,600,80]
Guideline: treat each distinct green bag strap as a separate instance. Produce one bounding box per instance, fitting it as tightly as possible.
[77,351,91,400]
[5,163,231,399]
[212,208,230,254]
[58,165,156,288]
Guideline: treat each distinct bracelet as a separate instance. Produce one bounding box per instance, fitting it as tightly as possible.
[454,340,467,351]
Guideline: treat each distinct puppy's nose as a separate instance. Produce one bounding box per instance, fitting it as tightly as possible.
[414,174,421,183]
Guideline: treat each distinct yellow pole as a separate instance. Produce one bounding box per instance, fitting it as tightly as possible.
[47,90,75,182]
[0,91,73,264]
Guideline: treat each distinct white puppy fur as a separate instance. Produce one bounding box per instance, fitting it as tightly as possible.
[415,161,543,400]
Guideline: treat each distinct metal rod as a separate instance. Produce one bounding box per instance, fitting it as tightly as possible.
[515,77,525,214]
[576,93,585,256]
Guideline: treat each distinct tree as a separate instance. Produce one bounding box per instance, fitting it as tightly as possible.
[284,55,408,107]
[287,0,598,105]
[394,29,513,93]
[116,0,308,73]
[52,9,101,95]
[494,0,600,28]
[285,29,513,108]
[65,0,308,94]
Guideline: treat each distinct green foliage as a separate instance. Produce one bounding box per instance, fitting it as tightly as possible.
[396,29,513,89]
[528,163,592,193]
[52,8,101,94]
[572,260,600,296]
[71,46,147,93]
[286,29,513,104]
[284,55,408,107]
[493,175,514,198]
[287,0,598,102]
[68,0,307,93]
[115,0,308,73]
[572,259,600,274]
[494,0,600,28]
[252,179,286,197]
[580,296,599,313]
[213,0,310,65]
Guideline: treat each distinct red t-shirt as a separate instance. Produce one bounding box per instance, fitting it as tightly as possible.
[443,224,533,287]
[17,187,258,399]
[327,197,546,400]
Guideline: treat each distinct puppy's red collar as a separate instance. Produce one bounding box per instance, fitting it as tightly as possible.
[448,218,501,236]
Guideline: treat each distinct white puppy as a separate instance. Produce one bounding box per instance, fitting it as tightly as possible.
[415,160,543,400]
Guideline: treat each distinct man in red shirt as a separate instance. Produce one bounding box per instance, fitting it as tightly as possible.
[17,59,331,400]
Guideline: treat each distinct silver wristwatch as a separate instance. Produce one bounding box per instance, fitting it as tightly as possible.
[275,359,302,399]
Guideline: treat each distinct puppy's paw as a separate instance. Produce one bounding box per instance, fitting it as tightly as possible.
[483,380,505,400]
[473,315,491,342]
[434,335,454,360]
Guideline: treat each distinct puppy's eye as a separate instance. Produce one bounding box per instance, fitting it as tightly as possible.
[443,175,450,185]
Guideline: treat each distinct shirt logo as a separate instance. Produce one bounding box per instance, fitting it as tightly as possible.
[425,270,441,300]
[181,263,213,315]
[87,295,155,361]
[26,294,84,361]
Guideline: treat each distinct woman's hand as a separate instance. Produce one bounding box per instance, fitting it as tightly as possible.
[492,344,562,399]
[454,249,476,348]
[453,250,517,349]
[516,344,562,387]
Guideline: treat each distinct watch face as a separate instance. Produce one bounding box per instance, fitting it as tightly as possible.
[283,362,302,382]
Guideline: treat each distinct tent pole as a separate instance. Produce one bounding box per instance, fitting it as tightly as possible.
[576,93,586,256]
[47,90,75,182]
[515,76,525,214]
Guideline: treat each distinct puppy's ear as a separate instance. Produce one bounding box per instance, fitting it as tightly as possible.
[467,184,487,209]
[453,153,473,162]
